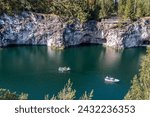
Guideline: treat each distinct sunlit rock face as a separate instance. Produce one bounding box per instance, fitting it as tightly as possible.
[0,12,150,49]
[0,12,65,48]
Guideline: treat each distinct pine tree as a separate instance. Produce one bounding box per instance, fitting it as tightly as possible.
[135,0,143,18]
[125,48,150,100]
[144,0,150,16]
[86,0,101,20]
[138,48,150,99]
[100,0,114,18]
[118,0,126,17]
[44,79,94,100]
[124,76,144,100]
[124,0,135,19]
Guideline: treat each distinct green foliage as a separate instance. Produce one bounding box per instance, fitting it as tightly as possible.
[83,0,101,20]
[143,0,150,16]
[125,48,150,100]
[54,79,76,100]
[0,79,93,100]
[118,0,150,20]
[118,0,126,17]
[138,48,150,99]
[0,0,32,15]
[0,0,117,21]
[135,0,150,17]
[0,88,28,100]
[135,0,143,18]
[80,90,94,100]
[45,79,94,100]
[50,0,88,23]
[8,0,48,14]
[124,0,135,19]
[29,0,52,13]
[0,0,150,23]
[124,76,144,100]
[100,0,114,18]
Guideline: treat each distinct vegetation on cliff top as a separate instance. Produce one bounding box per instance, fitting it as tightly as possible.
[0,0,150,22]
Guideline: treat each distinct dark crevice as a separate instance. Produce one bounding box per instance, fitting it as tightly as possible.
[141,40,150,45]
[79,43,99,46]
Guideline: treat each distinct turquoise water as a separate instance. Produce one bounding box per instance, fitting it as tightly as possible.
[0,45,146,100]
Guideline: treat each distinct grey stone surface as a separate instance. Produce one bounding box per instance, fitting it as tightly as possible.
[0,12,150,49]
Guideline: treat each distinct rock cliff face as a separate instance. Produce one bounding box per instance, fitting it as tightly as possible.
[0,12,150,49]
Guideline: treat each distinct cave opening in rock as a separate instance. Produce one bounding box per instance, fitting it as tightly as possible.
[141,40,150,45]
[78,33,106,47]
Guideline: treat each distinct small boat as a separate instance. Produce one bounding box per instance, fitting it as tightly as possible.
[58,67,71,72]
[105,76,120,83]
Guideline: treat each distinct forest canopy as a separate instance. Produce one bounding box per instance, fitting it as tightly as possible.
[0,0,150,22]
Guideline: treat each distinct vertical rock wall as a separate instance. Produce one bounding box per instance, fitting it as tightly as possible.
[0,12,150,49]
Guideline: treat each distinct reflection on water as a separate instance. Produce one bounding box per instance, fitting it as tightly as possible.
[0,45,146,100]
[100,47,122,68]
[47,47,63,64]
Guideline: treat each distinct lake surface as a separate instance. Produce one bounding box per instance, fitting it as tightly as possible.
[0,45,146,100]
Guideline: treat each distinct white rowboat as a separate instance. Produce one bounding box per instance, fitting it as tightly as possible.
[105,76,120,83]
[58,67,71,72]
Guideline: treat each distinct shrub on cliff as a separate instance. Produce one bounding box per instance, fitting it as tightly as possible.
[125,48,150,100]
